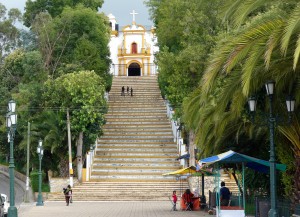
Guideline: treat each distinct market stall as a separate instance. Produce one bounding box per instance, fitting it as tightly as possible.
[199,150,286,217]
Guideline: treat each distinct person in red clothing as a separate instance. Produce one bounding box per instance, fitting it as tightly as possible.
[171,190,178,211]
[182,189,194,210]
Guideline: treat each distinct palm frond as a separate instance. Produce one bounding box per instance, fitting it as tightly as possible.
[278,116,300,151]
[281,2,300,56]
[232,0,274,27]
[241,40,266,96]
[294,34,300,70]
[265,29,283,69]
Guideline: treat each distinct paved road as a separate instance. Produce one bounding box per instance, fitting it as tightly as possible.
[0,173,25,206]
[19,201,213,217]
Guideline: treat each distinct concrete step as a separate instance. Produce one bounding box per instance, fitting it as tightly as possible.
[97,147,177,152]
[96,142,176,146]
[108,104,164,107]
[103,128,171,133]
[111,84,159,87]
[109,93,161,96]
[93,157,178,163]
[109,93,162,96]
[106,113,167,117]
[75,181,186,187]
[105,117,169,121]
[91,168,178,174]
[109,95,163,98]
[71,189,181,193]
[97,140,175,143]
[100,134,174,139]
[97,144,176,149]
[89,174,178,180]
[85,178,180,183]
[111,82,158,85]
[47,196,177,201]
[105,121,171,125]
[108,108,167,112]
[92,164,180,168]
[109,98,162,101]
[110,91,161,95]
[109,92,162,95]
[105,114,167,119]
[97,139,174,143]
[95,151,178,157]
[103,124,171,128]
[102,133,173,137]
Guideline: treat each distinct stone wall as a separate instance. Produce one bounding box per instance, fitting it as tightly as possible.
[49,176,79,193]
[188,176,215,199]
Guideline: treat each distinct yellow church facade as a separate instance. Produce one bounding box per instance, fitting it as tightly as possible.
[108,11,158,76]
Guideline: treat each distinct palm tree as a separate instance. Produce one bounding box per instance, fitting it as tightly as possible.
[183,0,300,204]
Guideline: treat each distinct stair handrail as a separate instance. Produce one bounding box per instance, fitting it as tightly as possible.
[85,140,97,181]
[165,99,187,167]
[104,91,109,101]
[165,99,176,139]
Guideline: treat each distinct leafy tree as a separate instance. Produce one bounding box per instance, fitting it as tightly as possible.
[0,3,22,63]
[146,0,224,111]
[31,5,111,88]
[0,48,47,171]
[1,49,46,91]
[24,0,104,27]
[43,70,107,181]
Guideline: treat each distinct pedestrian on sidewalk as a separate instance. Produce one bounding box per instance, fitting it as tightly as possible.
[130,87,133,96]
[63,185,72,206]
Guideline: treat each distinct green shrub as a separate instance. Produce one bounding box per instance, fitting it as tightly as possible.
[30,170,49,192]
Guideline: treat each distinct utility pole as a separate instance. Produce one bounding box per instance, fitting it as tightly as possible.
[24,122,31,203]
[67,109,73,187]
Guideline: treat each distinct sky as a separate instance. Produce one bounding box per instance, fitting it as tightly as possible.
[0,0,153,27]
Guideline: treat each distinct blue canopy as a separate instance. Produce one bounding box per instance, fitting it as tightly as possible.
[200,150,286,173]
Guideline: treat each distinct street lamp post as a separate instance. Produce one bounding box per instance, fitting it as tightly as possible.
[36,139,44,206]
[248,81,295,217]
[6,100,18,217]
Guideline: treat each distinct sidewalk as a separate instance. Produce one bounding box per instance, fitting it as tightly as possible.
[18,201,214,217]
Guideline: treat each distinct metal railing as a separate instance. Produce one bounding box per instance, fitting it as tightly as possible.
[244,196,300,217]
[165,99,187,167]
[207,193,300,217]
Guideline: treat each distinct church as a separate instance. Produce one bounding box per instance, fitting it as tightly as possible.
[108,10,158,76]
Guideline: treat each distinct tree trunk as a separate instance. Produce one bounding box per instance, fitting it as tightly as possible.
[76,131,83,182]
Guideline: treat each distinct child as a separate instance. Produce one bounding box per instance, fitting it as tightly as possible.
[172,190,178,211]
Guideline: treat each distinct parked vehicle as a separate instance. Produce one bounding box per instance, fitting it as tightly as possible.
[0,194,8,217]
[0,195,4,217]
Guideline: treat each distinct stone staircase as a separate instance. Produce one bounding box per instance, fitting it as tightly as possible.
[48,76,188,201]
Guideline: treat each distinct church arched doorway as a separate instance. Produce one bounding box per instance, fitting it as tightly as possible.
[128,63,141,76]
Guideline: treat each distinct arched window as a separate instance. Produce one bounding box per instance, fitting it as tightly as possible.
[131,43,137,54]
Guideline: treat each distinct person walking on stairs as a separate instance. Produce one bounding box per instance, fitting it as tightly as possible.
[127,86,129,95]
[130,87,133,96]
[121,86,125,96]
